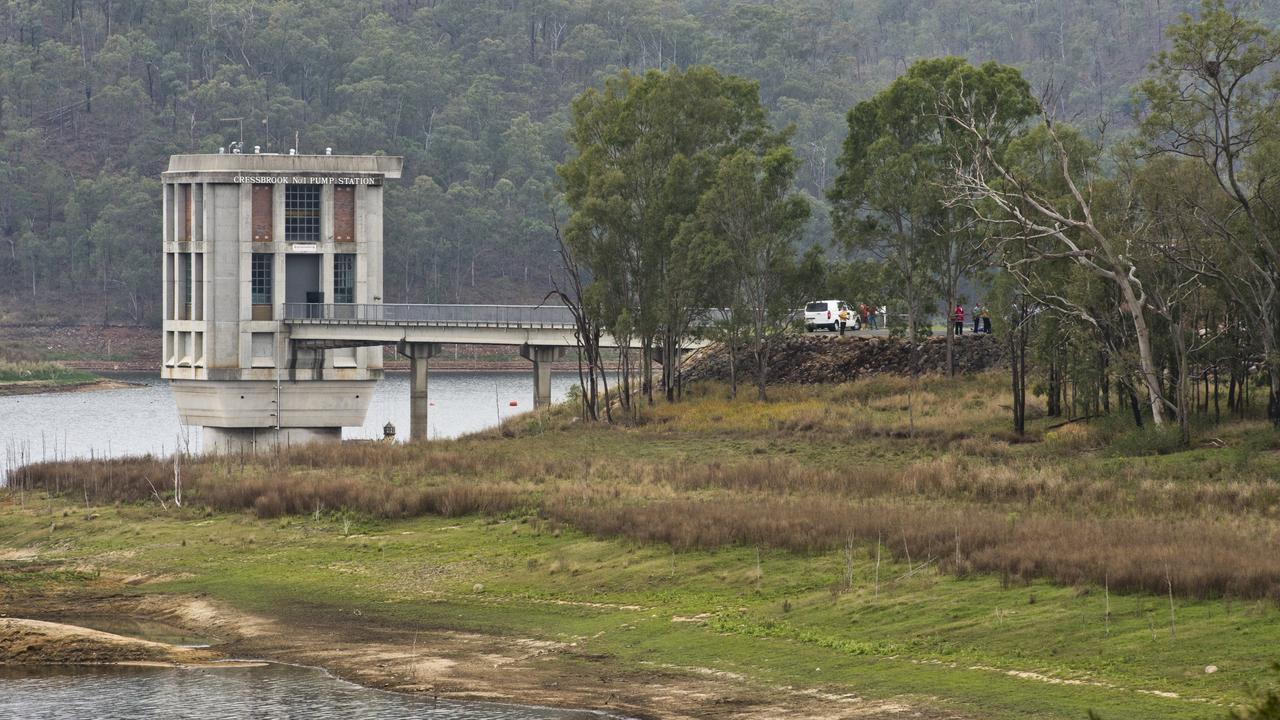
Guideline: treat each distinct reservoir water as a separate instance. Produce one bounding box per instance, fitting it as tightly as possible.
[0,663,613,719]
[1,371,579,474]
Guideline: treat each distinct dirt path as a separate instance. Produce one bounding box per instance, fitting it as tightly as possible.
[3,592,956,720]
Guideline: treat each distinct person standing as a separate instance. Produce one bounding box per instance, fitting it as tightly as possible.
[981,305,992,334]
[973,303,982,334]
[859,302,870,331]
[952,304,965,336]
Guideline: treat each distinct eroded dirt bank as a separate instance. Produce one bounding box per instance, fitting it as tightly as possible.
[2,592,952,720]
[0,617,220,665]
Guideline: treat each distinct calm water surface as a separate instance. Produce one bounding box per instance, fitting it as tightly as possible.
[0,371,578,475]
[0,663,615,719]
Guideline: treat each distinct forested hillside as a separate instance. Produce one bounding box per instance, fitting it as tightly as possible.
[2,0,1276,324]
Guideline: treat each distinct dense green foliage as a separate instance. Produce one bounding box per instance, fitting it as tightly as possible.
[829,56,1037,349]
[558,65,807,407]
[5,0,1277,323]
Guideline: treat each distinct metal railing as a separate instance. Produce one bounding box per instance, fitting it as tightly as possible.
[282,302,578,327]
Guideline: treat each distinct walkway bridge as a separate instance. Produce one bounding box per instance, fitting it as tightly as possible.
[282,303,711,440]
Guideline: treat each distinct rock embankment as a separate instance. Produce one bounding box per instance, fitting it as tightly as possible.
[683,333,1005,385]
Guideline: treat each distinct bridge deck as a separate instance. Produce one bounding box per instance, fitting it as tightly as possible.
[282,303,711,350]
[284,302,577,328]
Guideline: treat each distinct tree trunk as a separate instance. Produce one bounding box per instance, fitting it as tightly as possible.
[1173,315,1191,445]
[945,284,955,377]
[1117,274,1166,425]
[1258,316,1280,426]
[1127,381,1143,428]
[754,318,768,402]
[1009,302,1026,436]
[727,334,738,399]
[1046,360,1061,417]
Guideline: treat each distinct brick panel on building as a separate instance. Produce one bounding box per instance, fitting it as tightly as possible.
[252,184,273,242]
[334,185,355,242]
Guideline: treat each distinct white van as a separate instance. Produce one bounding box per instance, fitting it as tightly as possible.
[804,300,858,333]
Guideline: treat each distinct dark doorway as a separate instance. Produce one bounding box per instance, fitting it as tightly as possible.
[285,254,321,304]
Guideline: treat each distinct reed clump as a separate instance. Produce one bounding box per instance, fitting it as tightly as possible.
[10,456,531,520]
[0,359,94,383]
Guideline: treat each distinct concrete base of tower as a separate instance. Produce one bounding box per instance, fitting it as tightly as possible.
[202,426,342,455]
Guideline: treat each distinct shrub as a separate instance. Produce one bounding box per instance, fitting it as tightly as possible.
[1106,425,1186,457]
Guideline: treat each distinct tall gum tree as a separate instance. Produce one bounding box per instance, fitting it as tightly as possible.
[945,110,1171,426]
[1137,0,1280,422]
[829,57,1037,374]
[558,65,775,405]
[684,142,811,401]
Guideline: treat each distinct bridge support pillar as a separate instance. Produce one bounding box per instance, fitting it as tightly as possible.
[520,344,565,409]
[399,341,442,441]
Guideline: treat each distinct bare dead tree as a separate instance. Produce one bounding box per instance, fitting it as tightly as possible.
[545,209,611,423]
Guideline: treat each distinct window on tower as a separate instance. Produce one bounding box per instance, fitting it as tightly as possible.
[334,254,355,304]
[284,184,321,242]
[251,253,273,305]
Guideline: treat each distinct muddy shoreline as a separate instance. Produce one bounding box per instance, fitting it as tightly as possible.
[0,378,140,398]
[1,592,934,720]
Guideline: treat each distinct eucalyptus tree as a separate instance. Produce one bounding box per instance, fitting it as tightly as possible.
[685,143,810,401]
[947,102,1172,425]
[558,65,776,405]
[1137,0,1280,422]
[830,57,1037,374]
[829,62,944,347]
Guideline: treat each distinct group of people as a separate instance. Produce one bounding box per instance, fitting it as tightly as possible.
[858,302,886,330]
[833,303,887,335]
[952,303,992,335]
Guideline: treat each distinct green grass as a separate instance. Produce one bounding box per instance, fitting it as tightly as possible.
[0,360,97,385]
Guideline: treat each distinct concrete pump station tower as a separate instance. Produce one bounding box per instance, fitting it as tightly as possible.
[161,152,401,453]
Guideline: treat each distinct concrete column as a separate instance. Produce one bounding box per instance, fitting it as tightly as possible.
[403,342,441,441]
[520,344,565,409]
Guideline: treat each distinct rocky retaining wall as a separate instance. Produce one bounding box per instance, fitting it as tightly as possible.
[683,333,1005,385]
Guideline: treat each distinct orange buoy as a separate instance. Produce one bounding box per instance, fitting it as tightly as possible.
[508,400,518,406]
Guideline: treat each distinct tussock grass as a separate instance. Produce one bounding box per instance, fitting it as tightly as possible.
[9,451,535,520]
[545,492,1280,599]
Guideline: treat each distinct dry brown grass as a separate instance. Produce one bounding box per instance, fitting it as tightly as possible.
[8,453,531,520]
[542,492,1280,599]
